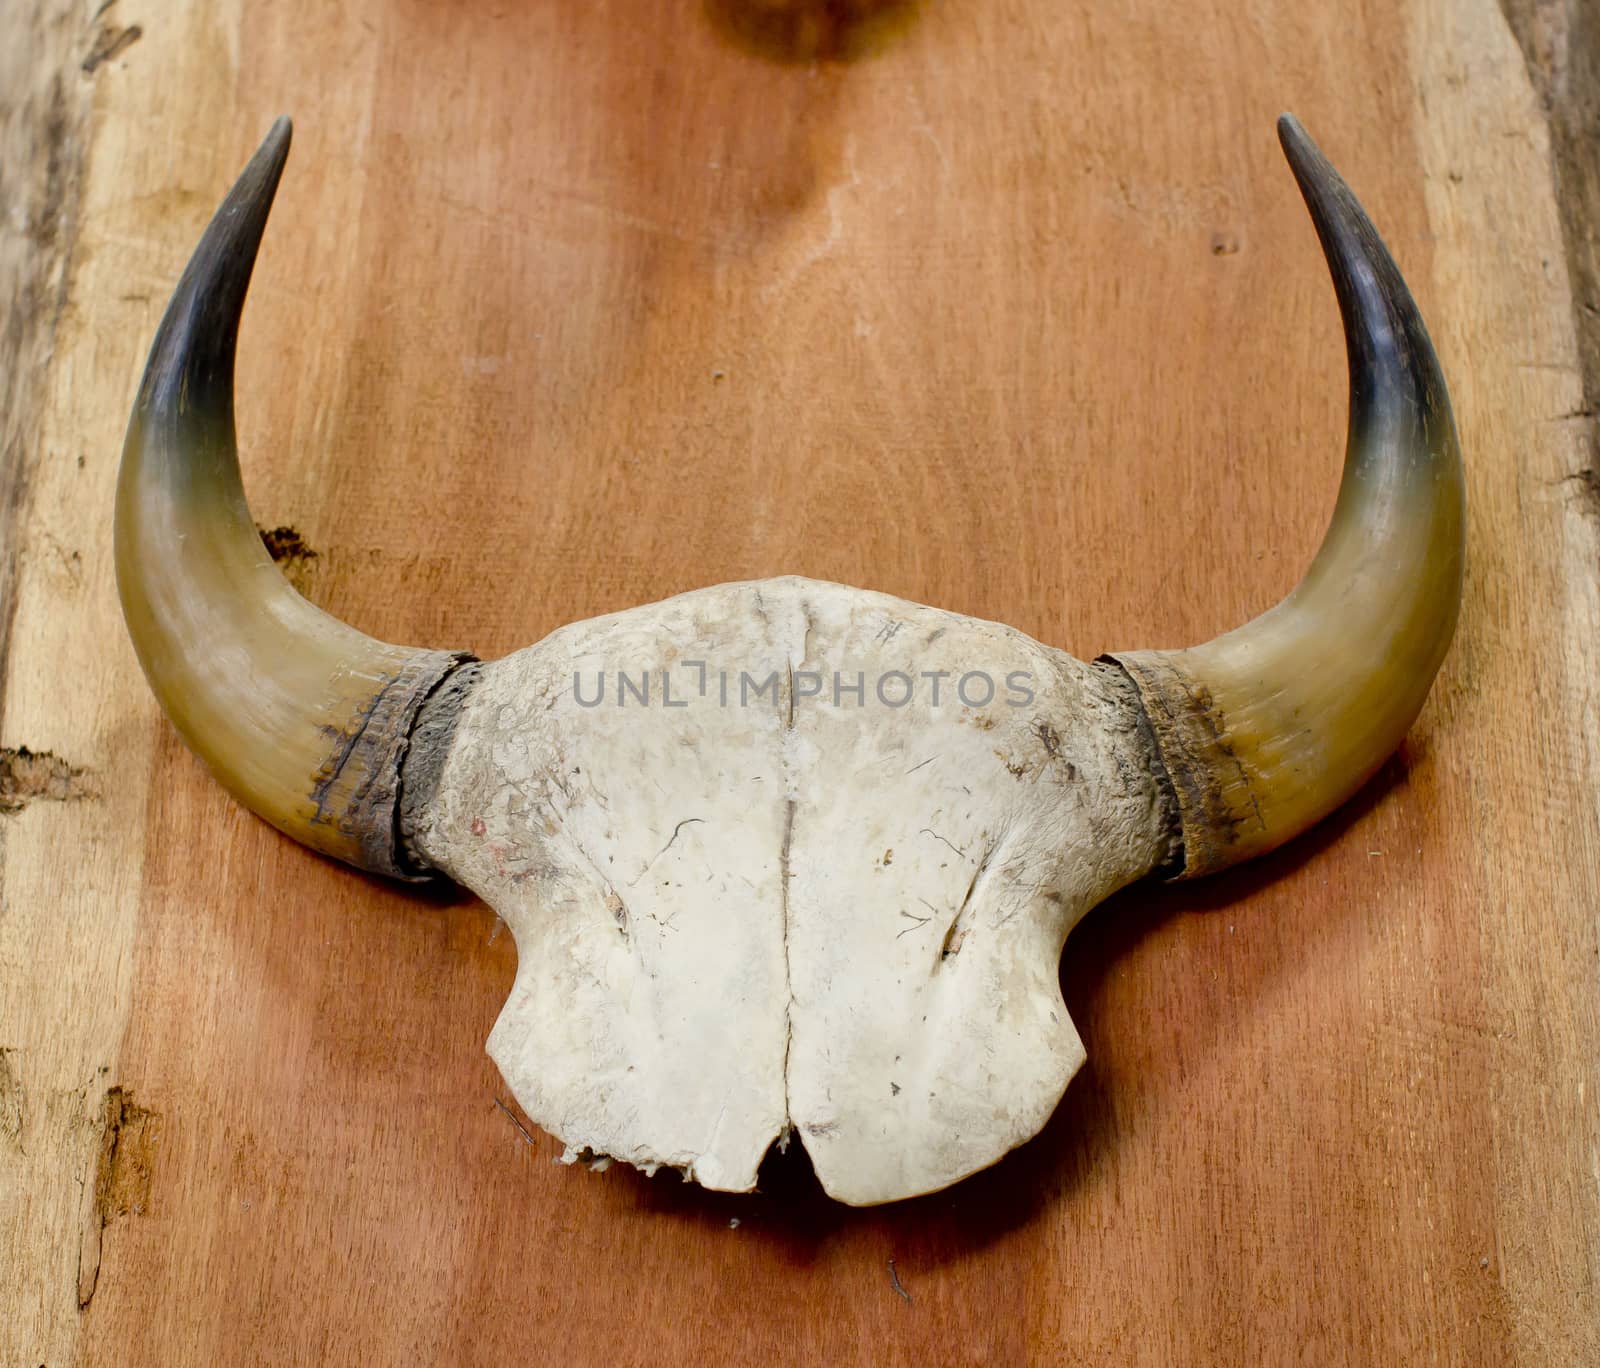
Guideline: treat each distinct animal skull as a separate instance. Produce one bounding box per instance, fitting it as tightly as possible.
[116,116,1463,1205]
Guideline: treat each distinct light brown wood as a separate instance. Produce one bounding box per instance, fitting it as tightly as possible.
[3,0,1597,1362]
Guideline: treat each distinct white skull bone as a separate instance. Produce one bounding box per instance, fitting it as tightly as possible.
[413,578,1169,1201]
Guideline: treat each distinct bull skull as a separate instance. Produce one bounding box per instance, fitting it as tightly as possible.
[116,117,1463,1205]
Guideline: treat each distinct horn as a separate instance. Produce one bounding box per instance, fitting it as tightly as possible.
[115,119,472,878]
[1108,115,1465,879]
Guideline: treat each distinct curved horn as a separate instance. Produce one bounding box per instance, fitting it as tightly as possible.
[1108,115,1465,879]
[115,119,472,878]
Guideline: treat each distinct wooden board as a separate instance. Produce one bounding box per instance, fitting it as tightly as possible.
[3,0,1597,1361]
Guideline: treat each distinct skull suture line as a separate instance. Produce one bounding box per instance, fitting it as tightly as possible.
[116,117,1463,1205]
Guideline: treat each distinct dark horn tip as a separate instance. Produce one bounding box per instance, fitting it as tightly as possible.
[1273,112,1366,252]
[1275,112,1309,155]
[1275,114,1353,203]
[137,117,295,422]
[1271,112,1453,456]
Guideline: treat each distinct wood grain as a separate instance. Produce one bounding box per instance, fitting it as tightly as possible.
[3,0,1597,1362]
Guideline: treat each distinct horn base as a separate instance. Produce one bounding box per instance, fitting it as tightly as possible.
[1106,651,1278,879]
[318,649,475,880]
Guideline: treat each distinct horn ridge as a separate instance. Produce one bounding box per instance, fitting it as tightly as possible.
[115,120,473,878]
[1108,116,1465,878]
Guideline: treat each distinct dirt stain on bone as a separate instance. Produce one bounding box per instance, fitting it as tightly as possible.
[605,889,630,937]
[78,1085,159,1309]
[0,745,94,813]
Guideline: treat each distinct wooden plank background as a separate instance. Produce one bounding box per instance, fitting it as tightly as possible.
[3,0,1598,1362]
